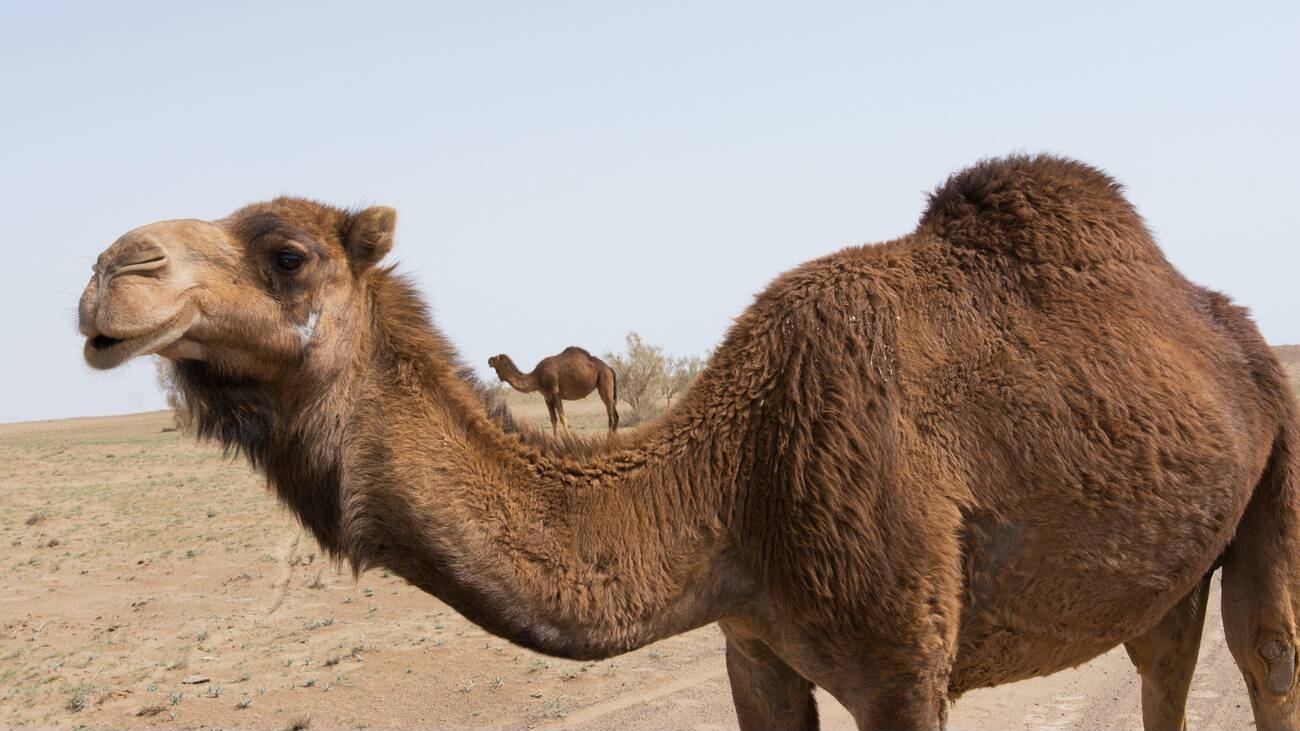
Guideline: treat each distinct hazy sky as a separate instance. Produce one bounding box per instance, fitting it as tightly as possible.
[2,2,1297,423]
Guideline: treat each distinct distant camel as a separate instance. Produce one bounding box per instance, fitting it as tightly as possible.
[488,347,619,434]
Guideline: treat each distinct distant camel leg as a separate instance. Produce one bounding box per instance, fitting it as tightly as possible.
[721,628,818,731]
[1123,572,1212,730]
[553,396,570,433]
[597,368,618,432]
[543,395,560,436]
[1222,426,1300,731]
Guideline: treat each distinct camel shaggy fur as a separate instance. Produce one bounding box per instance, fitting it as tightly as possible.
[78,155,1300,730]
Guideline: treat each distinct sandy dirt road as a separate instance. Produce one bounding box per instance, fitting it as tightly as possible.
[0,399,1259,729]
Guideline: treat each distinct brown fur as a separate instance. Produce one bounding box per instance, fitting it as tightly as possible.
[78,155,1300,730]
[488,347,619,433]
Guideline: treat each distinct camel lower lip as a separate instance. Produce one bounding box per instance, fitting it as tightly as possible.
[83,308,198,370]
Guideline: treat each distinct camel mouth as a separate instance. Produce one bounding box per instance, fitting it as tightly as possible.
[90,334,124,350]
[83,308,199,370]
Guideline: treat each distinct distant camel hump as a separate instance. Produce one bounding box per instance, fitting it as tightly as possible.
[920,153,1161,266]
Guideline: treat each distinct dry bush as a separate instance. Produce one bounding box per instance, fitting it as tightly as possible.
[662,354,706,408]
[603,333,666,423]
[604,333,707,424]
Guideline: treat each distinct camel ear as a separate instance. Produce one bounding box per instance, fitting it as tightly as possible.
[345,206,396,272]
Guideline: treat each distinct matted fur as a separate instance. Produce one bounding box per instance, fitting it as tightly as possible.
[86,155,1300,730]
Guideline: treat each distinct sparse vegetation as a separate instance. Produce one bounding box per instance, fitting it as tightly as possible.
[603,333,665,421]
[164,647,190,671]
[64,687,91,713]
[544,694,570,719]
[603,332,708,423]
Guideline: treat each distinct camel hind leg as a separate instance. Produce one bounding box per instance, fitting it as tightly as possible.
[597,368,618,432]
[1123,572,1212,730]
[1222,425,1300,730]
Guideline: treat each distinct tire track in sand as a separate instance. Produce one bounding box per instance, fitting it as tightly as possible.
[533,661,728,730]
[265,529,302,614]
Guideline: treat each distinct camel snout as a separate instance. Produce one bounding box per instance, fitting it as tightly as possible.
[96,237,169,280]
[78,220,216,368]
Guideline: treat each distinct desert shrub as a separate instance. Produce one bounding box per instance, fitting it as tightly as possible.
[661,354,706,408]
[603,333,666,422]
[604,333,707,423]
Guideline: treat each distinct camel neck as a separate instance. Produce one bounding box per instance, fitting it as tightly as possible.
[493,356,539,392]
[321,275,752,658]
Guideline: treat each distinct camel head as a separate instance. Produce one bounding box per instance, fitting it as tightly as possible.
[78,197,396,380]
[487,354,508,377]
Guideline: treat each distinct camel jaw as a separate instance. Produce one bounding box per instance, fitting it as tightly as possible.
[83,307,200,370]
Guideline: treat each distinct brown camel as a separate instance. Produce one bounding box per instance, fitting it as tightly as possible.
[488,347,619,433]
[78,155,1300,730]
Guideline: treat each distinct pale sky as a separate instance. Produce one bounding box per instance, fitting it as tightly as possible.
[1,2,1297,423]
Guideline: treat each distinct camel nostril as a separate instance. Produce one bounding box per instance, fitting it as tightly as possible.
[110,252,169,277]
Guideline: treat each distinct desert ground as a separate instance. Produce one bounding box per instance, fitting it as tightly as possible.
[4,379,1297,730]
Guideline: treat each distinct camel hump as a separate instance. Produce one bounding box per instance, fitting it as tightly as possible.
[920,154,1161,266]
[560,346,592,358]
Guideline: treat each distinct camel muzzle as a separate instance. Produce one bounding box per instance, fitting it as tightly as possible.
[78,220,214,370]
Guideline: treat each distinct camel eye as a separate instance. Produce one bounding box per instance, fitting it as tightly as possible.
[275,250,305,273]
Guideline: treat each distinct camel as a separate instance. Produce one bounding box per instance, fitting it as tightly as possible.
[488,347,619,434]
[77,155,1300,730]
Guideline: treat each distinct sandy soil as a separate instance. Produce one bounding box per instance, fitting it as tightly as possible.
[0,392,1258,729]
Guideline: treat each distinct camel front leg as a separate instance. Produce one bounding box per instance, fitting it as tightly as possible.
[1123,572,1212,730]
[722,628,818,731]
[544,396,559,436]
[554,399,570,433]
